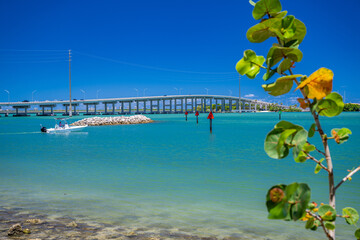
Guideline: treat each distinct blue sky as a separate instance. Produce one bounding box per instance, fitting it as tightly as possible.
[1,0,359,104]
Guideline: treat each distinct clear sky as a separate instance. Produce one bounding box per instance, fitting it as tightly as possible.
[1,0,359,104]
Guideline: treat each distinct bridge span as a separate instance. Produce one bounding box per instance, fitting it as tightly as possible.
[0,95,282,117]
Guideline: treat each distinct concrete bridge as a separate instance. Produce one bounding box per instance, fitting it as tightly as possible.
[0,95,284,117]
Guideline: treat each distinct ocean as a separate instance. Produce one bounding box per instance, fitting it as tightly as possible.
[0,112,359,239]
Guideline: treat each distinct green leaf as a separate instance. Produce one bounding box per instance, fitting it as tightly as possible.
[236,50,265,79]
[264,128,289,159]
[311,220,321,231]
[302,143,315,153]
[305,217,315,229]
[272,11,287,19]
[285,19,307,44]
[324,221,335,230]
[314,158,324,174]
[317,92,344,117]
[277,58,292,75]
[247,18,282,43]
[331,128,352,144]
[281,15,296,38]
[266,46,303,68]
[342,207,359,225]
[263,69,277,81]
[292,130,308,162]
[308,123,316,138]
[252,0,282,20]
[355,228,360,239]
[264,121,306,159]
[277,129,297,157]
[266,184,288,219]
[295,151,307,163]
[288,183,311,221]
[318,204,336,221]
[275,120,303,131]
[262,77,294,96]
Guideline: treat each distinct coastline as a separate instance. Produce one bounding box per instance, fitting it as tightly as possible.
[0,206,263,240]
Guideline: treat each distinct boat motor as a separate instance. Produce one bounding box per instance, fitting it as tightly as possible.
[40,125,47,133]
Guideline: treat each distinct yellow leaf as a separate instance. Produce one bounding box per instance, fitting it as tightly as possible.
[295,68,333,100]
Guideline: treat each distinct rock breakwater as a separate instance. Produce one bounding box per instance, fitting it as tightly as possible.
[71,115,153,126]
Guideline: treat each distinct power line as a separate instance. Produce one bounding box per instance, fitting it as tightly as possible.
[0,49,68,52]
[74,51,235,75]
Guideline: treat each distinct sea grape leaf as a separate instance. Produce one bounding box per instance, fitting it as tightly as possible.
[318,204,336,221]
[247,18,282,43]
[236,50,265,79]
[291,130,308,162]
[284,19,306,44]
[305,217,315,229]
[281,15,296,38]
[252,0,282,20]
[288,183,311,221]
[314,158,324,174]
[302,143,315,153]
[317,92,344,117]
[263,69,277,81]
[355,228,360,239]
[324,221,335,230]
[262,77,294,96]
[277,129,297,156]
[342,207,359,225]
[275,120,303,131]
[308,123,316,137]
[264,128,289,159]
[331,128,352,144]
[272,11,287,19]
[266,46,303,68]
[296,68,333,100]
[294,151,307,163]
[266,184,288,219]
[277,58,292,75]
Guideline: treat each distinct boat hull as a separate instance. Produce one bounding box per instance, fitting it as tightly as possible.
[46,125,88,133]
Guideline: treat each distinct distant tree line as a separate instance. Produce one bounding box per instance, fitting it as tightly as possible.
[343,103,360,112]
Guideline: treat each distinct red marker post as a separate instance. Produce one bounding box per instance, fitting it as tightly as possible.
[207,111,214,133]
[185,111,188,121]
[195,111,199,124]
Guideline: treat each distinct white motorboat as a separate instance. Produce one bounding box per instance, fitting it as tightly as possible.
[41,118,87,133]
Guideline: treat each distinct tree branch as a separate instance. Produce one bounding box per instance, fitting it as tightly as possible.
[306,153,330,173]
[315,146,326,156]
[335,166,360,191]
[306,210,333,240]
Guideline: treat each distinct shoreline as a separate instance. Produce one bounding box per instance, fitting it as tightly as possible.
[0,206,261,240]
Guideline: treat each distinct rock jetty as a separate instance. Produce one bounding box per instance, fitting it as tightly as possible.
[71,115,153,126]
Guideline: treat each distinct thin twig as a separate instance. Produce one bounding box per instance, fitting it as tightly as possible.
[306,210,333,240]
[335,166,360,191]
[315,146,326,156]
[306,153,330,173]
[306,141,326,156]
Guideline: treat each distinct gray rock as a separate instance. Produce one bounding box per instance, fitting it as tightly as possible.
[8,223,24,236]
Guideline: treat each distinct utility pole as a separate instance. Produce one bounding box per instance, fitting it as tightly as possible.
[69,49,72,117]
[239,74,242,113]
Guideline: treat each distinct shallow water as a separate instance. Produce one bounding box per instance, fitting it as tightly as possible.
[0,112,359,239]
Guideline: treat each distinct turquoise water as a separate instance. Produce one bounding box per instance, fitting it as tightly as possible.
[0,112,359,239]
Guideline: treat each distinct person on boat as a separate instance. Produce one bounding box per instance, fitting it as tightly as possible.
[59,121,63,127]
